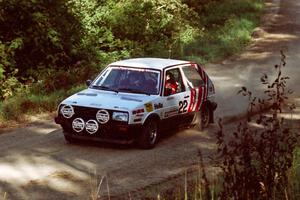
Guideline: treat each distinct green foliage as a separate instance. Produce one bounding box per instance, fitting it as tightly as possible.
[0,36,27,99]
[1,95,24,121]
[0,0,264,120]
[183,0,263,63]
[1,1,75,74]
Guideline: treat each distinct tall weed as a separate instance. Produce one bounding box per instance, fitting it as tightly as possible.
[216,51,299,199]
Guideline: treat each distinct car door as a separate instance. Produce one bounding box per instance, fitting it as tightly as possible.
[181,64,206,118]
[161,67,190,129]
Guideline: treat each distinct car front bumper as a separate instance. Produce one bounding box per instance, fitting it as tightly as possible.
[55,115,142,144]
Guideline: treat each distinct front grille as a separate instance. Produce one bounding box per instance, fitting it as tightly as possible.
[59,105,130,140]
[73,106,105,120]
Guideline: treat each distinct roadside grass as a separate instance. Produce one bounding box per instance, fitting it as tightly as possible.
[156,169,221,200]
[0,84,85,123]
[154,149,300,200]
[154,133,299,200]
[290,146,300,199]
[184,0,264,63]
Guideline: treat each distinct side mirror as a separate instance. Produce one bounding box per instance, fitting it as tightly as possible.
[86,79,92,87]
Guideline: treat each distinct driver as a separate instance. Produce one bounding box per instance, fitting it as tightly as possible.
[128,71,144,89]
[164,72,178,95]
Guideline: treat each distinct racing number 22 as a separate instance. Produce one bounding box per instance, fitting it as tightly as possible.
[179,100,188,113]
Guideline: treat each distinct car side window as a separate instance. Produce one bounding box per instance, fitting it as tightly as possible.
[182,65,204,88]
[164,68,185,96]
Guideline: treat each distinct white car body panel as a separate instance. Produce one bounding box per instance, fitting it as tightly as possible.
[60,88,166,124]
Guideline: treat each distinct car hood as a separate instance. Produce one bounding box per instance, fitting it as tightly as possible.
[60,88,158,111]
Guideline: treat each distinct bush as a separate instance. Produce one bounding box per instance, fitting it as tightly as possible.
[1,95,25,121]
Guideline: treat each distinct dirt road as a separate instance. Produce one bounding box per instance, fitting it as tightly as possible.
[1,0,299,199]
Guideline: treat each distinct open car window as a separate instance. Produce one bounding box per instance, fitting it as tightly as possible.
[182,65,204,88]
[164,68,185,96]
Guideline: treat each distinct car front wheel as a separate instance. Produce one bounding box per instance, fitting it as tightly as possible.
[64,133,77,143]
[138,119,158,149]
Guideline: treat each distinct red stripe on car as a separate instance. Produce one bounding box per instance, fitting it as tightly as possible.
[188,89,196,112]
[195,86,203,111]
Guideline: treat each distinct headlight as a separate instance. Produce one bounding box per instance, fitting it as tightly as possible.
[112,112,128,122]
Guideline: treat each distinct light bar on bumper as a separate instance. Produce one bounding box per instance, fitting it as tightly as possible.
[112,112,128,122]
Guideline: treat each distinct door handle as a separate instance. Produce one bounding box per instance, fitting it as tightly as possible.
[184,95,190,98]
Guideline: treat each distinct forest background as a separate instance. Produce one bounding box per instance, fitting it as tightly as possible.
[0,0,263,122]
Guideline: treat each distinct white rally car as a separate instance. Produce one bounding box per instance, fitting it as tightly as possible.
[55,58,217,149]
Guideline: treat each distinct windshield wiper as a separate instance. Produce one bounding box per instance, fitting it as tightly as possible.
[91,85,119,93]
[118,87,150,95]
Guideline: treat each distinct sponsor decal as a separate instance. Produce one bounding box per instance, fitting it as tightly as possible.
[154,103,163,110]
[167,96,174,100]
[60,105,74,118]
[164,109,178,118]
[72,118,85,132]
[85,120,99,134]
[144,102,153,112]
[96,110,110,124]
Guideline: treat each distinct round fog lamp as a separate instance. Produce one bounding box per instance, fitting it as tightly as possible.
[96,110,110,124]
[60,105,74,118]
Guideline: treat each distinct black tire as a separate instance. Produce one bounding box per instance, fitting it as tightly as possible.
[201,105,210,128]
[138,119,158,149]
[193,105,210,131]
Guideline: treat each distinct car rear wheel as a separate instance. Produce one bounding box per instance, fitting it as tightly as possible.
[138,119,158,149]
[201,105,210,128]
[193,105,210,131]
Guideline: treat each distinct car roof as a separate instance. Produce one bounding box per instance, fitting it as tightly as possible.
[109,58,191,70]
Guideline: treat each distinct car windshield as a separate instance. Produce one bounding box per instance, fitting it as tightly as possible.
[91,66,160,95]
